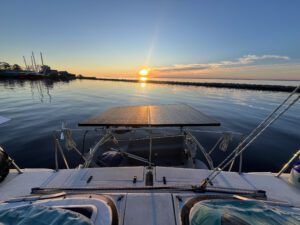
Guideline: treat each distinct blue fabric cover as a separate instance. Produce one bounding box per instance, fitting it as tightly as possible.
[293,160,300,173]
[0,205,93,225]
[190,199,300,225]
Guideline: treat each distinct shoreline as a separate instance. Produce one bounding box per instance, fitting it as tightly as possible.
[77,76,300,93]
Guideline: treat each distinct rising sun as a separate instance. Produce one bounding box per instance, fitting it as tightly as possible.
[139,68,149,76]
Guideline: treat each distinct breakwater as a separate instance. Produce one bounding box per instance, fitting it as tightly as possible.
[77,76,300,93]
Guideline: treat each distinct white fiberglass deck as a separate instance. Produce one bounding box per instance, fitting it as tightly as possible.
[0,167,299,207]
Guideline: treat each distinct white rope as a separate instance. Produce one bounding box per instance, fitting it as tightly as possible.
[219,132,233,152]
[185,131,214,169]
[64,129,77,151]
[208,132,233,155]
[61,129,87,162]
[84,133,113,167]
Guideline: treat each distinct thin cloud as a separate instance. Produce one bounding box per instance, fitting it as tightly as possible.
[155,54,290,72]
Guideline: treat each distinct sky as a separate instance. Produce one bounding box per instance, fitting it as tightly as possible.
[1,0,300,80]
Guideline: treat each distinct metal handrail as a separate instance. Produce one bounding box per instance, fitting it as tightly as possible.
[53,124,242,170]
[185,130,214,169]
[0,147,23,174]
[276,150,300,177]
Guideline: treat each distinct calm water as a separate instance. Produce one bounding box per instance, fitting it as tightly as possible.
[0,79,299,172]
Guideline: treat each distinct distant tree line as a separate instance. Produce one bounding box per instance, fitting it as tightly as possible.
[0,62,21,71]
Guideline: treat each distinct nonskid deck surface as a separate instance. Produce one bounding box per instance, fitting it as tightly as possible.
[0,167,300,225]
[0,167,299,206]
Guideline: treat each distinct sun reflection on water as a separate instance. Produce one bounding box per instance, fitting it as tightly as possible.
[139,76,148,88]
[139,77,148,82]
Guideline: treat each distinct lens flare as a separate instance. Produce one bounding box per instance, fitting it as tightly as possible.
[139,69,149,76]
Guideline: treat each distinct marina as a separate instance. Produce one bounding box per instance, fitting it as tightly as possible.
[0,52,76,80]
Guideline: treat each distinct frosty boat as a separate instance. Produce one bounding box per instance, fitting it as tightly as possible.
[0,99,300,224]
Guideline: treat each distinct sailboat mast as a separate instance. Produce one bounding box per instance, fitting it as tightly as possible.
[23,56,28,70]
[31,55,34,71]
[40,52,44,66]
[32,51,37,72]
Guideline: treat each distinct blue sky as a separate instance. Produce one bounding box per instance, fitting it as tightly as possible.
[1,0,300,80]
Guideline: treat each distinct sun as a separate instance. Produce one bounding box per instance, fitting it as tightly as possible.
[139,68,149,76]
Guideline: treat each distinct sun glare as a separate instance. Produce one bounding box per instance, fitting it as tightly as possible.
[140,76,148,82]
[139,68,149,76]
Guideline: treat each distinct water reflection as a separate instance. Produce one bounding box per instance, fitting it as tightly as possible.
[139,76,148,88]
[29,81,52,103]
[139,77,148,82]
[0,79,299,171]
[0,79,75,103]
